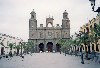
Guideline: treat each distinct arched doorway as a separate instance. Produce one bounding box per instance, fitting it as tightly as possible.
[56,43,61,52]
[47,42,53,52]
[39,43,44,52]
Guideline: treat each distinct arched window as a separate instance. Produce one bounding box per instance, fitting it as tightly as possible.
[47,22,52,27]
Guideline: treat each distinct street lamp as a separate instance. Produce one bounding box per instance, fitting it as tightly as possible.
[89,0,100,13]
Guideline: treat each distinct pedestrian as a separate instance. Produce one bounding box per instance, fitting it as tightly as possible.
[91,50,95,61]
[81,52,84,64]
[75,50,78,56]
[9,51,12,57]
[85,51,88,60]
[94,52,99,62]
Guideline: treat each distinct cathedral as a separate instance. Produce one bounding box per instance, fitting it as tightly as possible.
[28,9,70,52]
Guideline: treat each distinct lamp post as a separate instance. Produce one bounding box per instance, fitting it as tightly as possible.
[89,0,100,13]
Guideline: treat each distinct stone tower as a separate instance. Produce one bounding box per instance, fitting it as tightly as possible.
[62,10,70,39]
[29,9,37,39]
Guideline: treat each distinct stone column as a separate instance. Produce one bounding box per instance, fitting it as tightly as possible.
[44,39,47,52]
[53,39,56,52]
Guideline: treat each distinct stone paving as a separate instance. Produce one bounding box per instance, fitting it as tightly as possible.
[0,53,100,68]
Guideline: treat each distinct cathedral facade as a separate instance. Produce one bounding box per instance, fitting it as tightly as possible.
[28,9,70,52]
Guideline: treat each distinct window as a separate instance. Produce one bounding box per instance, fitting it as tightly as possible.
[47,22,52,27]
[65,15,67,19]
[32,15,34,18]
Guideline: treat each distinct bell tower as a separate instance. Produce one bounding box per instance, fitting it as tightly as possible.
[62,10,70,39]
[62,10,70,29]
[29,9,37,29]
[29,9,37,39]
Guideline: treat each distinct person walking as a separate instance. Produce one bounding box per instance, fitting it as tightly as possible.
[81,52,84,64]
[91,50,96,61]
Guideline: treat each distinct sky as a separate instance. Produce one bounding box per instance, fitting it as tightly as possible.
[0,0,100,41]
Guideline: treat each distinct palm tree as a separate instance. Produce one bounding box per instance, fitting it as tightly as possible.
[15,45,20,56]
[8,43,15,57]
[0,38,6,55]
[8,43,13,50]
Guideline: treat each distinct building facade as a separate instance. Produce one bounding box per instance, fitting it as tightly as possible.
[80,12,100,53]
[28,9,70,52]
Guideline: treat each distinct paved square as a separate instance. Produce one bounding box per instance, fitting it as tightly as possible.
[0,53,100,68]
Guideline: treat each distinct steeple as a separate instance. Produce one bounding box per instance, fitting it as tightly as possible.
[30,9,36,19]
[29,9,37,29]
[61,10,70,39]
[63,10,68,19]
[62,10,70,29]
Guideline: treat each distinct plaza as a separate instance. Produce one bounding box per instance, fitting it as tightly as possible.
[0,53,100,68]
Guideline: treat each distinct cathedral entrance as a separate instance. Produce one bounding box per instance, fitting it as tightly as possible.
[56,43,61,52]
[39,43,44,52]
[46,42,53,52]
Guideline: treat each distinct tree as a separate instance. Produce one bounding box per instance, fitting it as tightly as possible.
[15,45,20,56]
[8,43,13,50]
[91,23,100,51]
[28,41,34,53]
[58,38,75,53]
[22,41,34,54]
[58,39,68,53]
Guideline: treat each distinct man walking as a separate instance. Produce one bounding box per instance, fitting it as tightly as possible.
[81,52,84,64]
